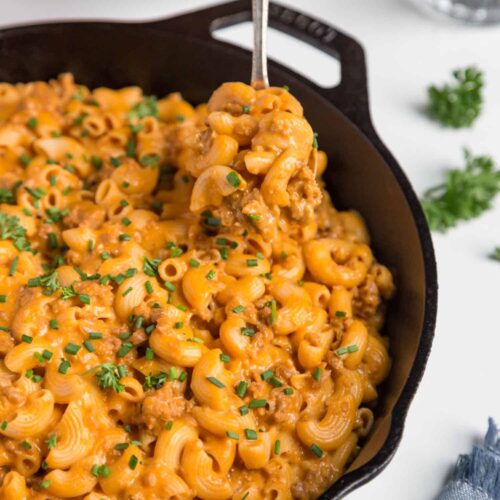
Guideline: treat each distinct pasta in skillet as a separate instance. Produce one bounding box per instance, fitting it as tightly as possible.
[0,74,394,499]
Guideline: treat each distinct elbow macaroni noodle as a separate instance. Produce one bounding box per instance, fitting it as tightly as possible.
[0,74,394,499]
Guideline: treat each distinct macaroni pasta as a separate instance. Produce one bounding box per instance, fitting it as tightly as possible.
[0,74,394,499]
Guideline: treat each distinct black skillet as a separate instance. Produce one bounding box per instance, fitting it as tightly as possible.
[0,1,438,497]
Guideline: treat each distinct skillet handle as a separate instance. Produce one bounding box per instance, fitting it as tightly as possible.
[147,0,370,128]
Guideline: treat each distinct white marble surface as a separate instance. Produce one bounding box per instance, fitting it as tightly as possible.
[2,1,500,498]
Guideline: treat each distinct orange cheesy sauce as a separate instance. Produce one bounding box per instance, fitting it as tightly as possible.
[0,74,393,499]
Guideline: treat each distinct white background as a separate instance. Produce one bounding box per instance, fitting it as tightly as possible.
[2,1,500,498]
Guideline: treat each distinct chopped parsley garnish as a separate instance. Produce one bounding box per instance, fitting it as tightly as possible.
[144,372,167,390]
[421,149,500,232]
[46,434,57,449]
[0,212,33,252]
[206,269,216,280]
[427,66,483,128]
[127,96,159,121]
[189,258,200,268]
[226,431,239,440]
[232,305,244,314]
[143,256,161,277]
[89,363,127,392]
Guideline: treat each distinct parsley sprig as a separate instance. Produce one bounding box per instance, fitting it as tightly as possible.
[427,66,484,128]
[84,363,127,393]
[0,212,33,252]
[421,149,500,232]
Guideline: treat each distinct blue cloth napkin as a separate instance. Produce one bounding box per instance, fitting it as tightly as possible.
[438,419,500,500]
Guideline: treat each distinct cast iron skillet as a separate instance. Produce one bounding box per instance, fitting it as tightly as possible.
[0,1,438,498]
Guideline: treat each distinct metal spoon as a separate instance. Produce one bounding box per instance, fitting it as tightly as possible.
[251,0,269,89]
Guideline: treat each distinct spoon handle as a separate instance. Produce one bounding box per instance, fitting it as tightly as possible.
[251,0,269,89]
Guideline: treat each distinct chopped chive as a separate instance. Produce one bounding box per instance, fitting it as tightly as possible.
[248,399,267,409]
[64,343,81,355]
[239,405,249,416]
[42,349,53,360]
[122,287,133,297]
[206,270,216,280]
[310,443,324,458]
[174,321,183,329]
[83,340,94,352]
[128,454,138,470]
[244,429,257,440]
[122,217,131,226]
[240,327,255,337]
[21,440,32,449]
[270,299,277,325]
[312,132,319,149]
[21,335,33,343]
[313,367,321,381]
[27,117,38,129]
[284,387,294,395]
[145,281,153,294]
[169,367,178,380]
[89,331,103,339]
[269,376,283,388]
[236,381,248,398]
[117,342,133,358]
[0,295,7,303]
[79,294,90,305]
[48,232,58,249]
[226,431,239,440]
[226,171,241,188]
[242,105,250,113]
[0,420,6,431]
[335,310,347,318]
[206,376,225,388]
[100,251,110,261]
[336,344,359,356]
[145,348,154,360]
[274,439,281,455]
[119,233,131,241]
[58,359,71,374]
[189,258,200,268]
[220,353,231,363]
[242,492,250,500]
[165,420,173,430]
[115,442,129,451]
[247,214,261,221]
[246,259,258,267]
[256,252,264,260]
[232,305,244,314]
[9,256,18,276]
[179,371,187,382]
[164,282,175,292]
[188,337,204,344]
[39,479,51,489]
[218,247,229,260]
[261,370,273,382]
